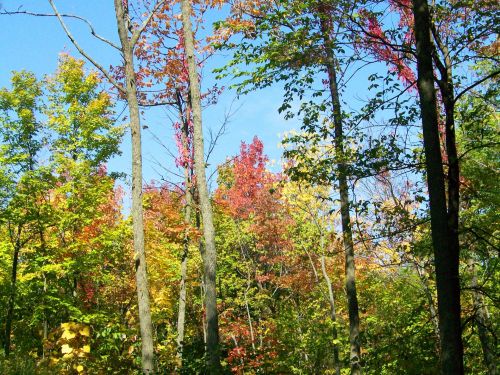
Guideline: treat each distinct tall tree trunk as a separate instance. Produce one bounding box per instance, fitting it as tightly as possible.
[176,197,190,362]
[176,90,192,363]
[180,0,221,370]
[441,69,460,280]
[431,30,462,338]
[4,225,21,356]
[468,259,497,375]
[320,255,341,375]
[318,7,362,374]
[411,0,464,373]
[430,21,461,262]
[114,1,155,372]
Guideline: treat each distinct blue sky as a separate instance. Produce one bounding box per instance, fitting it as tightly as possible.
[1,0,407,214]
[0,0,300,191]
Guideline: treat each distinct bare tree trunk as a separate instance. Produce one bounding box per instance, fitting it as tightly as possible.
[201,274,207,346]
[176,90,192,363]
[47,1,158,371]
[180,0,221,370]
[432,33,464,368]
[468,259,497,375]
[412,0,464,373]
[318,7,362,374]
[244,281,256,352]
[176,212,189,361]
[114,1,155,372]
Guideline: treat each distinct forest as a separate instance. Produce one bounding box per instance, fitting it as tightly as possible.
[0,0,498,374]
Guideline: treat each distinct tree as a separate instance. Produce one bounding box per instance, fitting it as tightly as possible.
[42,1,167,372]
[181,0,222,369]
[142,183,199,372]
[457,76,498,374]
[216,1,363,371]
[411,0,463,372]
[0,1,498,373]
[0,57,125,368]
[132,1,227,365]
[350,1,499,371]
[0,71,46,356]
[281,178,342,375]
[316,7,362,371]
[174,91,195,364]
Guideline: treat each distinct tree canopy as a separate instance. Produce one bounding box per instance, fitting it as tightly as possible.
[0,0,498,374]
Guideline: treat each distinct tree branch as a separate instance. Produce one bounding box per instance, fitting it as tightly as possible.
[138,99,176,107]
[458,142,500,161]
[1,7,122,51]
[130,0,166,47]
[48,0,126,95]
[454,69,500,103]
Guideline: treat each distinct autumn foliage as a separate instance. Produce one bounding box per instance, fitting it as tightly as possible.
[0,0,498,374]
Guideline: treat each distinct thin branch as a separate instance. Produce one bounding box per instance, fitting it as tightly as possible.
[464,227,500,253]
[207,155,237,183]
[1,7,122,51]
[458,142,500,161]
[48,0,126,95]
[138,99,176,107]
[130,0,166,47]
[147,127,179,162]
[206,98,240,163]
[148,154,185,180]
[454,70,500,103]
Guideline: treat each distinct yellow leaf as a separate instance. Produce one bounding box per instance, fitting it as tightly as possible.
[61,344,73,354]
[82,345,90,353]
[61,330,76,340]
[79,326,90,337]
[61,322,78,331]
[76,365,84,372]
[50,357,60,365]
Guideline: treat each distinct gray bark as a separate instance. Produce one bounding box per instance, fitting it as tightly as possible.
[176,90,192,363]
[114,1,155,372]
[180,0,221,370]
[46,1,159,372]
[318,7,362,374]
